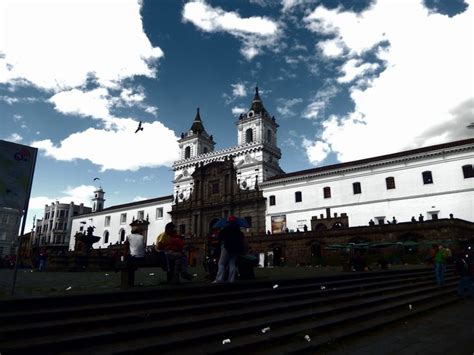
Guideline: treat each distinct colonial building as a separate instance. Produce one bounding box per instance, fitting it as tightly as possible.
[67,88,474,252]
[261,139,474,233]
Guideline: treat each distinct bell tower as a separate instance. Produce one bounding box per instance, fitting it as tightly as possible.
[178,108,215,160]
[92,187,105,212]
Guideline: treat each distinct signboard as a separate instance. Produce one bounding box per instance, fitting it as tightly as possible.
[0,140,38,212]
[271,215,287,234]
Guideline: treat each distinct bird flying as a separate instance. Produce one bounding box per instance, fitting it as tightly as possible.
[135,121,144,133]
[93,177,100,181]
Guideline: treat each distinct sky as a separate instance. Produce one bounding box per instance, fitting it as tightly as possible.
[0,0,473,232]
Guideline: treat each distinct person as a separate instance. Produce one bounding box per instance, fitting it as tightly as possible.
[124,226,146,268]
[434,245,446,286]
[155,222,193,283]
[303,225,308,232]
[418,214,424,222]
[454,251,473,298]
[369,219,375,226]
[391,217,397,224]
[214,216,245,283]
[38,249,48,271]
[411,216,416,222]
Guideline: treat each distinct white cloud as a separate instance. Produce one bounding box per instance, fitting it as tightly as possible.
[232,83,247,97]
[49,88,111,121]
[302,139,331,164]
[20,124,27,129]
[13,114,22,121]
[182,0,281,60]
[4,133,22,142]
[232,106,247,115]
[317,38,345,57]
[142,175,154,181]
[124,178,136,183]
[29,184,96,209]
[281,0,307,13]
[0,0,163,91]
[337,59,379,83]
[32,120,179,172]
[132,196,148,202]
[276,98,303,117]
[304,0,474,162]
[303,84,339,120]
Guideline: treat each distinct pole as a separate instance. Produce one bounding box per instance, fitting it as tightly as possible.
[11,148,38,295]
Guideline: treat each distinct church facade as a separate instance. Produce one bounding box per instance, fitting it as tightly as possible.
[68,89,474,250]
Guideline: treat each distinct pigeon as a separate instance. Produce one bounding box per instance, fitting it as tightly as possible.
[135,121,144,133]
[93,177,100,181]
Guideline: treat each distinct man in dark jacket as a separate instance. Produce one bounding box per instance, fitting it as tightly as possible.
[455,251,473,298]
[214,216,245,283]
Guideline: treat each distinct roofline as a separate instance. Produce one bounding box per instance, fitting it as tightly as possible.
[72,195,173,218]
[263,138,474,186]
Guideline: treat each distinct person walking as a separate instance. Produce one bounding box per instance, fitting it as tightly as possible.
[214,216,245,283]
[434,245,447,286]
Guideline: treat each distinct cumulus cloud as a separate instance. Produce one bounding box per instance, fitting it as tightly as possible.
[232,83,247,97]
[303,0,474,162]
[29,185,96,209]
[302,139,331,164]
[317,38,345,57]
[32,120,179,171]
[182,0,281,60]
[303,84,339,120]
[0,0,163,91]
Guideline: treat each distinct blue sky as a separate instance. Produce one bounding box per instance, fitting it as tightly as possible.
[1,0,473,231]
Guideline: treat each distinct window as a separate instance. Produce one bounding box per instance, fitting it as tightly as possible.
[179,224,186,235]
[203,147,208,154]
[79,226,84,232]
[462,164,473,178]
[244,216,252,227]
[0,231,6,240]
[295,191,302,203]
[120,229,125,243]
[323,187,331,199]
[104,216,111,227]
[386,177,396,190]
[120,213,127,224]
[137,210,144,220]
[269,195,276,206]
[422,171,433,184]
[103,230,109,244]
[267,129,272,143]
[184,146,191,159]
[156,207,163,219]
[245,128,253,143]
[353,182,361,194]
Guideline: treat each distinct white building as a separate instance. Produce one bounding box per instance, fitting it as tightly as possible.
[172,87,284,202]
[261,139,474,232]
[69,195,172,250]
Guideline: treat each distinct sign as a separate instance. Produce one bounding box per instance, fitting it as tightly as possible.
[271,215,287,234]
[0,140,38,212]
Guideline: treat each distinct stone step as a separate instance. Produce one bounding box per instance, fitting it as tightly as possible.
[20,281,456,355]
[0,268,441,324]
[0,274,452,341]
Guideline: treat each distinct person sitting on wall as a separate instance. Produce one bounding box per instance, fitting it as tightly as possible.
[369,219,375,226]
[411,216,417,222]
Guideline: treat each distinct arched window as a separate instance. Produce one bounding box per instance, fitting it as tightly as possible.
[422,171,433,184]
[267,129,272,143]
[245,128,253,143]
[386,177,396,190]
[184,146,191,159]
[203,147,208,154]
[119,229,126,243]
[323,186,331,199]
[295,191,302,202]
[103,230,109,244]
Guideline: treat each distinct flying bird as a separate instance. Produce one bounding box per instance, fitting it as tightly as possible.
[93,177,100,181]
[467,122,474,129]
[135,121,144,133]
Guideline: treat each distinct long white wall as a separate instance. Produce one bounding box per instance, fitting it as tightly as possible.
[69,199,172,250]
[263,149,474,231]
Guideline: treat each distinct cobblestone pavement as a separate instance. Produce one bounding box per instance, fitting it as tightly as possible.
[324,299,474,355]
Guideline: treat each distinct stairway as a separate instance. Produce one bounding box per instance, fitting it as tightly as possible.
[0,267,459,354]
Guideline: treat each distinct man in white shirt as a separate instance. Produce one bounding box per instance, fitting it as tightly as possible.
[124,226,146,267]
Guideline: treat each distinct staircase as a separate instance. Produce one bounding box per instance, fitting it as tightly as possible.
[0,267,459,354]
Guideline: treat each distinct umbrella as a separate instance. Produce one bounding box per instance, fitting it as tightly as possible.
[213,217,250,229]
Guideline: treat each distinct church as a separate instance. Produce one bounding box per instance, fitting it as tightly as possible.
[68,89,474,251]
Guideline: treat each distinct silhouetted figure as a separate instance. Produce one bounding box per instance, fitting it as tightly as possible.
[267,230,271,235]
[411,216,416,222]
[369,219,375,226]
[449,213,454,219]
[418,214,424,222]
[392,217,397,224]
[303,224,308,232]
[296,228,300,233]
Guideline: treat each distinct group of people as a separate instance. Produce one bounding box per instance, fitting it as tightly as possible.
[430,244,474,298]
[124,215,247,284]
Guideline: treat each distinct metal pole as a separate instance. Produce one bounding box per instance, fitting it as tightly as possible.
[11,148,38,295]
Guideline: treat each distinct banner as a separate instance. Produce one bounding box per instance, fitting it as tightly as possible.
[271,215,287,234]
[0,140,38,212]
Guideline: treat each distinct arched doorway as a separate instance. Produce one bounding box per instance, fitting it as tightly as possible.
[119,229,126,243]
